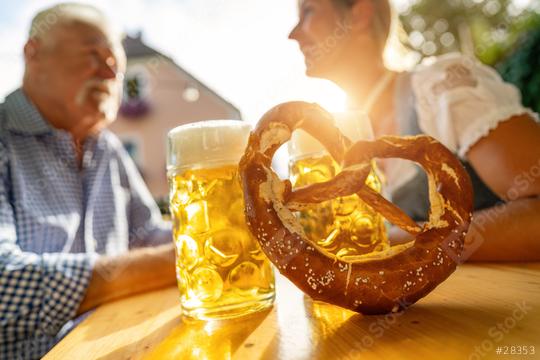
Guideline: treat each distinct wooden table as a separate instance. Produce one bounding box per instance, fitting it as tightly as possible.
[45,263,540,360]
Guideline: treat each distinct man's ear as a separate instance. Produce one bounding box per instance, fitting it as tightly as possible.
[23,38,39,63]
[349,0,375,33]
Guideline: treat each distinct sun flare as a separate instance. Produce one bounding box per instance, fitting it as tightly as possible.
[306,81,348,113]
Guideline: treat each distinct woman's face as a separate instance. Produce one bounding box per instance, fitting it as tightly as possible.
[289,0,353,79]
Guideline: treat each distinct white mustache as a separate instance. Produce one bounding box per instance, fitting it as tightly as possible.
[75,79,116,105]
[75,79,121,121]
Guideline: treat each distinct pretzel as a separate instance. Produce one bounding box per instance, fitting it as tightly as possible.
[239,102,473,314]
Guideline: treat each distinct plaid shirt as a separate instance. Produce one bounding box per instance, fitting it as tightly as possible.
[0,89,172,359]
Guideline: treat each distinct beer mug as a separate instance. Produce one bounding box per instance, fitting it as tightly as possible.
[167,120,275,320]
[288,112,389,258]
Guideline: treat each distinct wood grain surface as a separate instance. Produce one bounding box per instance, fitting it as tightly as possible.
[44,263,540,360]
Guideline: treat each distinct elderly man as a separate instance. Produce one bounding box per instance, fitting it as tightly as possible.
[0,4,176,358]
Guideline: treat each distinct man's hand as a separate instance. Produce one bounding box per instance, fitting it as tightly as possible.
[77,243,176,315]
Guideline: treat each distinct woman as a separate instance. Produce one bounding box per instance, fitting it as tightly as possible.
[288,0,540,261]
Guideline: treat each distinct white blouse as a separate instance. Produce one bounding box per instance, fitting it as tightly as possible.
[384,52,538,196]
[411,52,538,159]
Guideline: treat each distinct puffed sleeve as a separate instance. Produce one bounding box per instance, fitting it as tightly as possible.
[411,52,539,158]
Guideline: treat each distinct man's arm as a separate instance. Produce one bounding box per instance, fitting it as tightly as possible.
[74,134,178,314]
[1,143,95,358]
[0,206,96,357]
[0,141,176,358]
[112,134,172,248]
[77,243,176,315]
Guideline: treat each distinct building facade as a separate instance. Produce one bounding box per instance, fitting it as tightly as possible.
[109,34,242,202]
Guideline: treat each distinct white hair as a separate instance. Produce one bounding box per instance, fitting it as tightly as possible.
[29,3,121,43]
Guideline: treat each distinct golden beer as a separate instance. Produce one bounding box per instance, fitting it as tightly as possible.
[288,112,389,257]
[167,121,275,320]
[289,155,388,256]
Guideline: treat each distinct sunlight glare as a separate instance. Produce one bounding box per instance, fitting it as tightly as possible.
[304,81,347,113]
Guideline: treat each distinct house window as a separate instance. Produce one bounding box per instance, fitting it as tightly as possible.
[126,76,144,100]
[120,65,151,118]
[120,136,143,168]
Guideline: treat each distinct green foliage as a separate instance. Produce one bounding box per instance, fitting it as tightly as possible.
[399,0,540,65]
[497,26,540,112]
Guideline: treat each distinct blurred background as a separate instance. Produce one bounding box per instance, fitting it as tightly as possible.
[0,0,538,212]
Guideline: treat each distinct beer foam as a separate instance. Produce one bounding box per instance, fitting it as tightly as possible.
[167,120,251,170]
[288,111,374,160]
